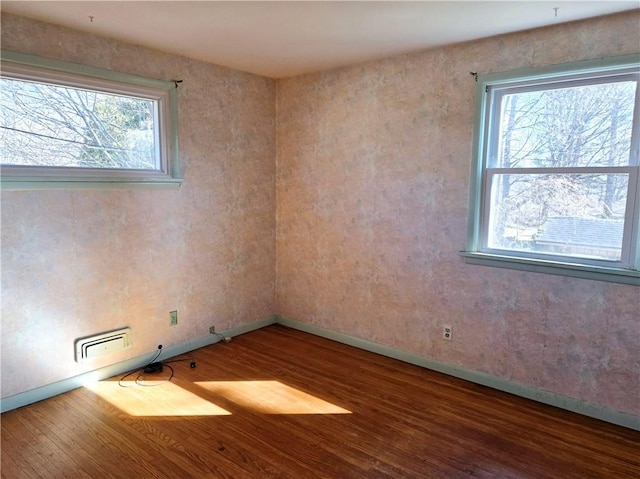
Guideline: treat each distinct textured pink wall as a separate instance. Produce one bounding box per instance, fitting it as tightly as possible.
[276,11,640,415]
[2,10,639,418]
[1,14,276,397]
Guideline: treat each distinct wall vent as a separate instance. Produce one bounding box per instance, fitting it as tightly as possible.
[75,327,132,362]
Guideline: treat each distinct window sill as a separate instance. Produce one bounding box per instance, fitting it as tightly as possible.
[0,176,184,190]
[460,251,640,286]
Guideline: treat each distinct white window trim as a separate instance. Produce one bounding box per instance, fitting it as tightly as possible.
[0,50,183,189]
[463,54,640,286]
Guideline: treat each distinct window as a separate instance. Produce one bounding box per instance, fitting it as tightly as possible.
[463,54,640,285]
[0,50,182,188]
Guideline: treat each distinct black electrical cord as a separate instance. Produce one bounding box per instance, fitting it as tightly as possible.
[118,363,175,387]
[118,345,195,387]
[163,358,197,367]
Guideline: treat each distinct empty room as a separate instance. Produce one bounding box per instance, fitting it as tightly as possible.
[1,2,639,478]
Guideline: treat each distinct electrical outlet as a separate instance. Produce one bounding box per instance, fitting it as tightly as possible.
[443,325,452,341]
[169,310,178,326]
[209,326,216,335]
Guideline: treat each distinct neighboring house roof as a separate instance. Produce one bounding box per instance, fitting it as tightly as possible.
[535,216,623,249]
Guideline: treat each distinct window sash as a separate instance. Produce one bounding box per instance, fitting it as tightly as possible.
[485,73,639,170]
[0,50,182,189]
[480,167,638,269]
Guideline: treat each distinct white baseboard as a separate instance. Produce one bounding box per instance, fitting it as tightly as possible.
[275,316,640,431]
[0,316,277,413]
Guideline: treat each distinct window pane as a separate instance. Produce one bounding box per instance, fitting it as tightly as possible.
[491,80,636,169]
[487,173,628,261]
[0,77,157,170]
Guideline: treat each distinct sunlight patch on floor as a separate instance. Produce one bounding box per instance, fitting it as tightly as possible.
[195,380,352,415]
[85,381,232,416]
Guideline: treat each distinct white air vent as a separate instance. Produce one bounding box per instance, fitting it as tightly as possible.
[75,327,132,362]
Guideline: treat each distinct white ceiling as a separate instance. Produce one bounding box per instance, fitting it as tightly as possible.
[2,1,638,78]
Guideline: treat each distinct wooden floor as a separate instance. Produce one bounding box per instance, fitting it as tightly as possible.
[2,325,639,479]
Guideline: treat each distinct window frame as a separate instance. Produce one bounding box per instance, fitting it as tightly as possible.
[0,50,182,189]
[463,54,640,286]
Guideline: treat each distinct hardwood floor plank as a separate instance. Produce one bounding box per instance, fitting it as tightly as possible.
[68,388,248,479]
[16,396,119,478]
[2,324,639,478]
